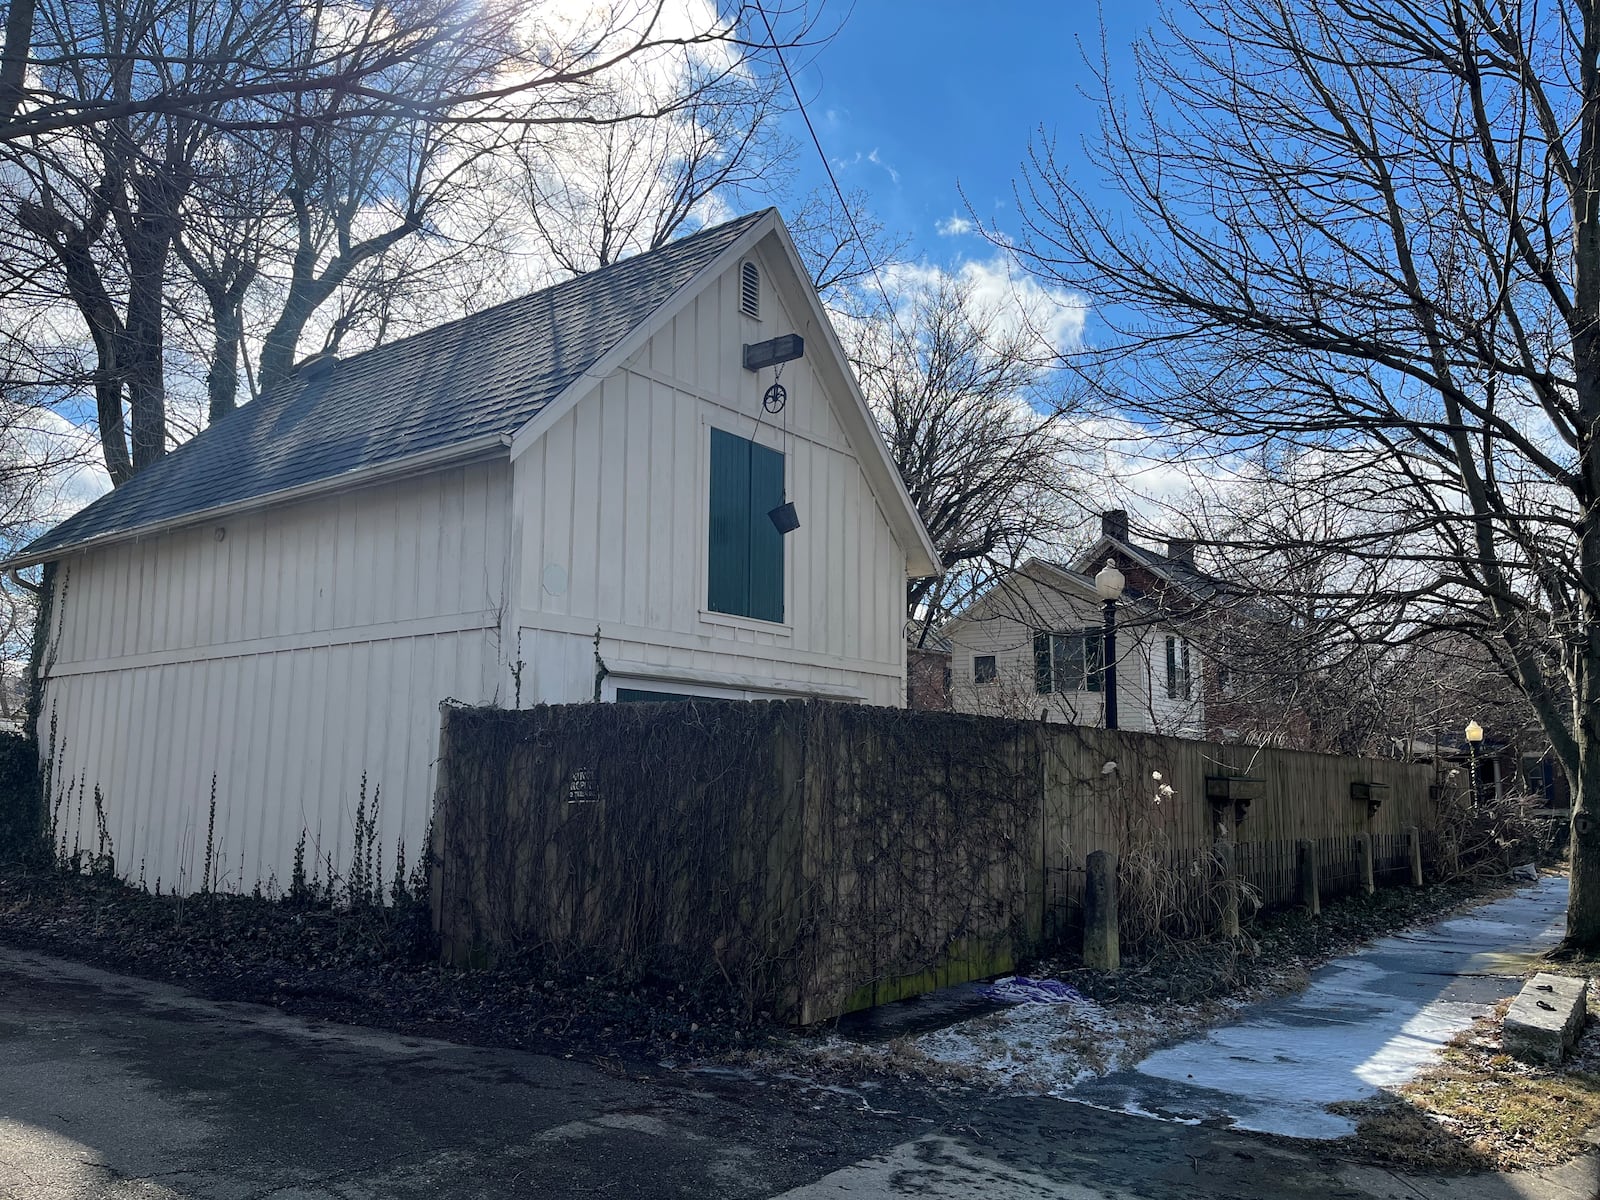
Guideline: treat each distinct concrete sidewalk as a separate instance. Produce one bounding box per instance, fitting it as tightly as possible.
[1062,874,1571,1138]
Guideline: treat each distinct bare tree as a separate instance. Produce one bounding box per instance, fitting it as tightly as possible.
[250,82,509,398]
[514,64,783,277]
[1003,0,1600,943]
[787,186,906,307]
[0,352,98,716]
[3,0,251,482]
[4,0,818,481]
[0,0,795,142]
[171,128,281,422]
[843,273,1081,645]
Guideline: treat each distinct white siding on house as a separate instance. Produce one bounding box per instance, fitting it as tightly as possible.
[509,245,908,708]
[945,568,1203,735]
[39,460,510,894]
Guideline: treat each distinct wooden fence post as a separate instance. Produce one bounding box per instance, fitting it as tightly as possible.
[1215,837,1240,938]
[430,702,457,962]
[1025,724,1048,950]
[1407,825,1424,886]
[1356,831,1375,896]
[1298,838,1320,916]
[1084,849,1120,971]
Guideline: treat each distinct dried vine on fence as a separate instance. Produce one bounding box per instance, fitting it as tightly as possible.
[432,701,1041,1020]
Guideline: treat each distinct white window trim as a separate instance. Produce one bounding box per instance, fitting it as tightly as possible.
[1163,634,1195,701]
[1036,629,1103,695]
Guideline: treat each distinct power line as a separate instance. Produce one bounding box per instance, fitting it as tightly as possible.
[749,0,909,339]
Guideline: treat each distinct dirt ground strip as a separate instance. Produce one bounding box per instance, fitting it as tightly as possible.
[0,865,1519,1077]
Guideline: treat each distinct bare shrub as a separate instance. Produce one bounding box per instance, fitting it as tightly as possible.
[1429,785,1556,881]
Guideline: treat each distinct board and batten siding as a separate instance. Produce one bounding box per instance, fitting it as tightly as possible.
[509,245,909,707]
[38,460,510,894]
[946,569,1204,736]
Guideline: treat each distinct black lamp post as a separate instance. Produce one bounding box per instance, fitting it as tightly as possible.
[1095,557,1125,731]
[1465,719,1484,805]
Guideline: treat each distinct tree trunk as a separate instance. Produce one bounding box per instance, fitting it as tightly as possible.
[93,372,132,486]
[258,212,422,397]
[257,310,304,398]
[1565,555,1600,945]
[205,297,243,422]
[258,270,354,397]
[123,233,170,471]
[0,0,35,128]
[259,265,341,396]
[1566,729,1600,945]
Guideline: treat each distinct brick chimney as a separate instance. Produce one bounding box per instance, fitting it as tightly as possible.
[1166,537,1196,566]
[1100,509,1129,543]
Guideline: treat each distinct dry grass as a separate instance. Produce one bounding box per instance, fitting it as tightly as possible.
[1336,993,1600,1172]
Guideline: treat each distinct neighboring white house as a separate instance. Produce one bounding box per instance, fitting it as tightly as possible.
[944,559,1205,736]
[7,209,939,895]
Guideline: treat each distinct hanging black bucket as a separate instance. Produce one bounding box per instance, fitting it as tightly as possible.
[769,501,800,534]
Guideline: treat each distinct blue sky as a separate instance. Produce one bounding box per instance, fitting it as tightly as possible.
[776,2,1160,267]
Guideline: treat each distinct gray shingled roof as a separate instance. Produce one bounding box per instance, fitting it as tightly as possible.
[1104,541,1225,602]
[16,209,770,564]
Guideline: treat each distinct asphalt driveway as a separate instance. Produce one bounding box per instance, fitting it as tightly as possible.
[0,945,1596,1198]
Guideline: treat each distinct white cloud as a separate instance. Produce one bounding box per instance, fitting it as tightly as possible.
[834,148,901,187]
[866,148,900,185]
[882,255,1088,356]
[24,409,110,523]
[1073,416,1249,519]
[936,215,973,237]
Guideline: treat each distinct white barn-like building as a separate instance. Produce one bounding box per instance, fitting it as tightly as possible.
[9,209,938,894]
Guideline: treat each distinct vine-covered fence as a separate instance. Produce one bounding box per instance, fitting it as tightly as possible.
[430,701,1441,1023]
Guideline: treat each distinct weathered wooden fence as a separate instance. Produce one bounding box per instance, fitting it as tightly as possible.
[430,700,1441,1023]
[1038,727,1435,940]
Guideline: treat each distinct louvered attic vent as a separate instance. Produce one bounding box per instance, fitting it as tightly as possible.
[740,261,760,318]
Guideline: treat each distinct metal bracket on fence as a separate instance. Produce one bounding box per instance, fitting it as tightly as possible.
[1206,775,1264,828]
[1351,781,1390,820]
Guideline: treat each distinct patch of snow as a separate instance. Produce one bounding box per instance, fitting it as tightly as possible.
[1123,875,1571,1140]
[909,995,1217,1095]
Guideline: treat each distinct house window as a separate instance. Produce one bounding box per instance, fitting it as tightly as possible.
[1216,660,1234,696]
[708,427,785,622]
[1033,631,1103,694]
[1165,636,1193,700]
[615,688,699,702]
[740,261,761,318]
[974,655,997,684]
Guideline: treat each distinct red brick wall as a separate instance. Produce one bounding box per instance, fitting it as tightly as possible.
[906,647,952,710]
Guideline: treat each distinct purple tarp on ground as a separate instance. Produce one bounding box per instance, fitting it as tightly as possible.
[978,976,1085,1005]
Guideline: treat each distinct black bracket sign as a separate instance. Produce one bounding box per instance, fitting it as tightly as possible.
[743,334,805,372]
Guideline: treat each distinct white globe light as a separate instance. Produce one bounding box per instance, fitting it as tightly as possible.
[1465,720,1484,744]
[1095,558,1125,601]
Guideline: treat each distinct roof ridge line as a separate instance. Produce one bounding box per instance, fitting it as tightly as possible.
[262,208,771,397]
